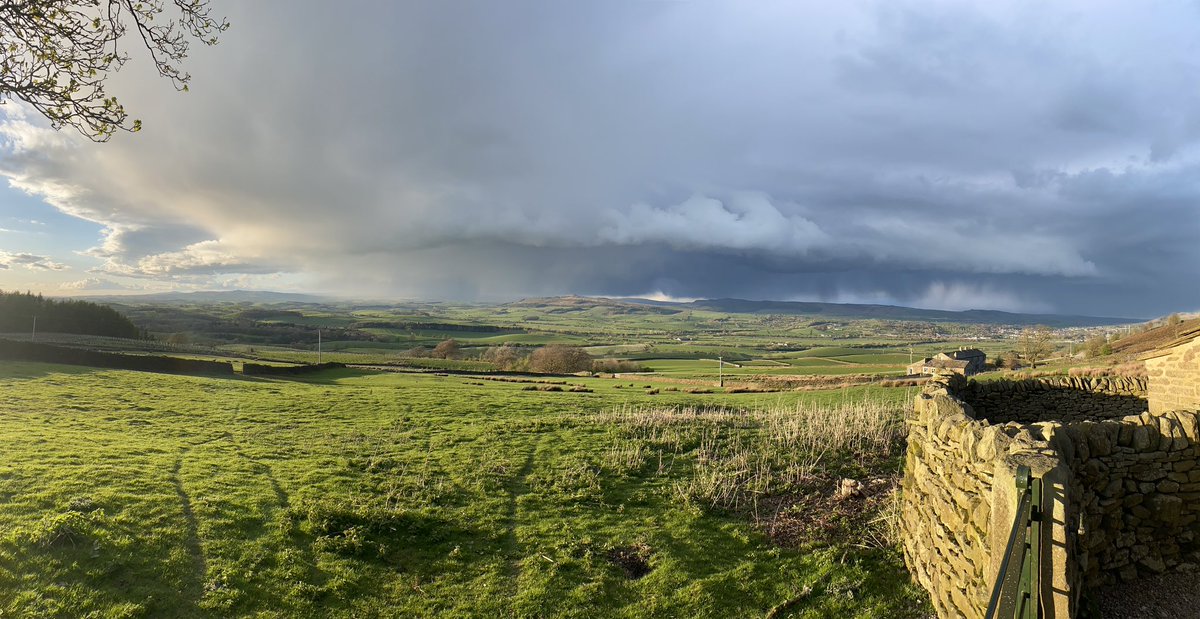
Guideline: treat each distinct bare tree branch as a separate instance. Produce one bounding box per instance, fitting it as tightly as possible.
[0,0,228,141]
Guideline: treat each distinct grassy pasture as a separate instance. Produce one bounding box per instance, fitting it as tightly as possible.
[0,362,928,618]
[637,358,907,380]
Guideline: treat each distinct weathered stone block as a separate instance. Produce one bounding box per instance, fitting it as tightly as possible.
[1133,426,1152,451]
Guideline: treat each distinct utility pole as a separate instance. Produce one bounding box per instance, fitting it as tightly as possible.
[31,315,36,342]
[718,355,724,388]
[317,329,322,364]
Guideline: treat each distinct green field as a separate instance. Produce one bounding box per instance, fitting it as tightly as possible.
[109,296,1028,370]
[638,357,907,379]
[0,362,929,618]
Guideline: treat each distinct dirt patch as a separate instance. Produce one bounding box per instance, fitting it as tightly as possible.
[758,475,898,549]
[607,543,653,579]
[1093,569,1200,618]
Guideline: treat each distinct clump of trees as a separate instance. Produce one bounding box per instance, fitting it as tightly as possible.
[1084,334,1113,358]
[482,344,525,370]
[529,344,593,374]
[477,344,646,374]
[446,342,647,375]
[592,359,647,374]
[995,351,1021,370]
[432,339,460,359]
[1017,325,1055,368]
[0,291,140,338]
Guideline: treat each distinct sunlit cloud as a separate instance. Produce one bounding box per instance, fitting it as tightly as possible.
[0,251,68,272]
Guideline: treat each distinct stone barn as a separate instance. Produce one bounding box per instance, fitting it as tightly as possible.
[900,328,1200,618]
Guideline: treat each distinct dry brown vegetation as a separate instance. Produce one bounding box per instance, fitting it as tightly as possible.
[1109,317,1200,356]
[594,397,910,549]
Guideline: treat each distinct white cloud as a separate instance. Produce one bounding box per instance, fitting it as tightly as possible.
[94,240,281,278]
[599,193,829,254]
[625,291,700,303]
[59,277,136,291]
[0,251,68,271]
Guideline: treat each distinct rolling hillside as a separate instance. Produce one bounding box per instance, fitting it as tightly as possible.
[624,297,1140,327]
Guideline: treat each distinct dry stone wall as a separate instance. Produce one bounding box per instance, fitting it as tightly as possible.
[961,376,1147,424]
[1057,410,1200,588]
[242,361,345,376]
[904,370,1200,618]
[901,375,1064,618]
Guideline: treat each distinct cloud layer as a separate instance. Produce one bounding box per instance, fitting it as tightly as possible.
[2,0,1199,316]
[0,251,66,272]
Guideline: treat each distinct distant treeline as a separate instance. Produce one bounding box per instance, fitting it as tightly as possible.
[119,304,379,346]
[0,291,140,339]
[351,321,517,333]
[0,339,232,375]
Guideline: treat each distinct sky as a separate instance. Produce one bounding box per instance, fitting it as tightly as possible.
[1,0,1199,318]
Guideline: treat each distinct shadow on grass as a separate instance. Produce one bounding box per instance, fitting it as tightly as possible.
[0,361,100,380]
[0,506,210,617]
[297,498,486,570]
[253,367,385,385]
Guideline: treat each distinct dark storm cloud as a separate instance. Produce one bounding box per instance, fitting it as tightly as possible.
[2,0,1198,316]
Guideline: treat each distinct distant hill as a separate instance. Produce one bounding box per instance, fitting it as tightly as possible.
[85,290,329,305]
[606,297,1137,327]
[668,298,1139,327]
[69,290,1142,328]
[0,291,140,338]
[506,296,683,315]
